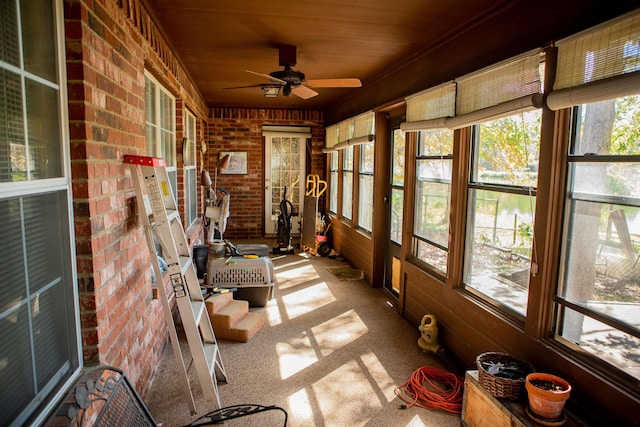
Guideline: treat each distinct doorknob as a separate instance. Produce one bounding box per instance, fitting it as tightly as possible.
[384,196,389,203]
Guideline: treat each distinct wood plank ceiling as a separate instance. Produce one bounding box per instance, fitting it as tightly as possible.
[144,0,637,115]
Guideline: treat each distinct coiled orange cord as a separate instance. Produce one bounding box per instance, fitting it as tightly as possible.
[394,366,464,414]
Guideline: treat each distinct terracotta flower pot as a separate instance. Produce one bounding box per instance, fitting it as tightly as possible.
[525,372,571,421]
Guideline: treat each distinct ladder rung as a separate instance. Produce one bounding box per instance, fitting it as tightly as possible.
[167,209,179,222]
[203,342,221,377]
[191,300,206,323]
[179,256,192,275]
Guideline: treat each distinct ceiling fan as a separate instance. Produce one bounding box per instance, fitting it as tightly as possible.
[232,45,362,99]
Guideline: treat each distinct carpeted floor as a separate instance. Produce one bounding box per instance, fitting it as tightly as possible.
[145,250,463,427]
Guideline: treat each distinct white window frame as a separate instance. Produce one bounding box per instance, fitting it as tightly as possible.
[357,141,374,231]
[0,1,82,425]
[342,145,354,220]
[144,72,177,200]
[184,110,197,226]
[328,151,338,214]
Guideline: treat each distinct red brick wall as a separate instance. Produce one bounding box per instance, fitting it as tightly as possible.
[208,108,325,239]
[63,0,208,397]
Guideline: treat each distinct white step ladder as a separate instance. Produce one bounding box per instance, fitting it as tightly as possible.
[125,155,227,414]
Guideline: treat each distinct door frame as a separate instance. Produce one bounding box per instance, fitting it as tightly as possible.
[263,127,311,235]
[372,104,406,297]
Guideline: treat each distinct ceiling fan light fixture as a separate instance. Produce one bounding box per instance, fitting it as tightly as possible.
[262,84,281,97]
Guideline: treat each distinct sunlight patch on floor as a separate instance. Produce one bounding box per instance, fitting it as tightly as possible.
[276,263,319,291]
[287,388,314,425]
[276,331,318,379]
[283,282,336,319]
[360,352,397,403]
[312,359,384,427]
[311,310,369,357]
[405,415,429,426]
[265,297,283,326]
[272,257,309,271]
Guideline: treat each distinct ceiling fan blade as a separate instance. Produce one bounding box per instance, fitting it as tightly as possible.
[224,84,263,90]
[291,85,318,99]
[305,78,362,88]
[245,69,286,85]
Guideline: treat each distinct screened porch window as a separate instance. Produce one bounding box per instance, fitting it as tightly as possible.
[413,129,453,274]
[549,9,640,382]
[342,146,354,220]
[463,110,541,316]
[556,96,640,381]
[329,151,338,214]
[358,142,374,232]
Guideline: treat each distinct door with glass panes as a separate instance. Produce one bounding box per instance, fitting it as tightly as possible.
[264,132,308,235]
[384,117,405,297]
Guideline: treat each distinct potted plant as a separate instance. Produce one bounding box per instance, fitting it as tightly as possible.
[525,372,571,423]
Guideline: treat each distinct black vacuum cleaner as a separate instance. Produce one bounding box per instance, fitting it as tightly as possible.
[273,187,295,254]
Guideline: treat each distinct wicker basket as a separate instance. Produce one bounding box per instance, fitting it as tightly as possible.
[476,352,534,400]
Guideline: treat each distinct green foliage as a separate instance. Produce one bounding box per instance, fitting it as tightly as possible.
[612,95,640,155]
[477,111,541,186]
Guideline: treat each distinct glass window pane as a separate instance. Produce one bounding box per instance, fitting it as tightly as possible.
[418,129,453,156]
[473,110,541,187]
[0,0,20,66]
[0,303,34,423]
[145,123,157,157]
[167,169,177,201]
[25,193,67,294]
[0,192,78,424]
[330,151,338,169]
[417,158,452,181]
[1,69,25,182]
[392,128,405,186]
[464,189,536,316]
[33,284,72,388]
[390,188,404,244]
[561,201,639,331]
[342,171,353,219]
[571,162,640,199]
[414,180,450,248]
[26,79,62,179]
[329,170,338,213]
[557,307,640,381]
[186,168,197,225]
[414,238,448,272]
[572,96,640,156]
[0,198,27,309]
[21,0,57,81]
[145,77,156,123]
[343,146,353,170]
[358,174,373,231]
[360,142,374,172]
[161,130,175,166]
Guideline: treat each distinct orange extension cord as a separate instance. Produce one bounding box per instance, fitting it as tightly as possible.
[394,366,464,414]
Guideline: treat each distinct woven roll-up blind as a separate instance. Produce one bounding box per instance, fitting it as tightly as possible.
[553,10,640,91]
[323,124,339,153]
[352,111,374,140]
[456,49,543,116]
[405,81,456,124]
[337,120,352,143]
[547,10,640,110]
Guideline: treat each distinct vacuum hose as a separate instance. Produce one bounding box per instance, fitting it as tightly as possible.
[277,187,293,248]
